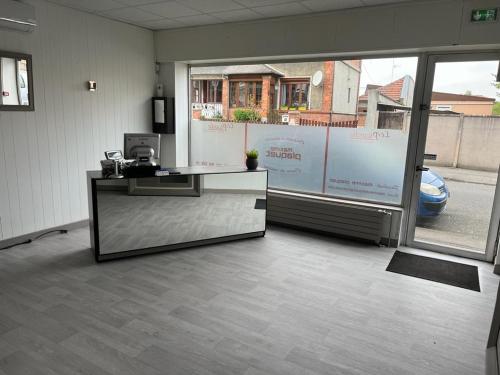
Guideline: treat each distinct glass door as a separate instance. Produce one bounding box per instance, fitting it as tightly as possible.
[406,52,500,260]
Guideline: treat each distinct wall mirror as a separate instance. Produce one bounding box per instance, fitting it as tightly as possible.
[0,51,34,111]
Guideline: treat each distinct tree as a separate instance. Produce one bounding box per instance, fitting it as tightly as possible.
[494,82,500,97]
[491,74,500,115]
[491,74,500,98]
[464,89,472,96]
[494,102,500,116]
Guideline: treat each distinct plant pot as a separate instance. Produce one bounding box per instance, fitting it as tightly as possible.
[246,158,258,170]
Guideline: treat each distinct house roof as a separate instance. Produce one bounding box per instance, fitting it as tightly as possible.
[191,64,284,77]
[377,77,406,102]
[358,84,382,100]
[359,76,409,102]
[431,91,496,102]
[358,91,398,104]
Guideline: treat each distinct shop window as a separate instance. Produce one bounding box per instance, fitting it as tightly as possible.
[190,57,418,205]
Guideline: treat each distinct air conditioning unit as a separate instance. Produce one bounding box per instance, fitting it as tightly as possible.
[0,0,37,33]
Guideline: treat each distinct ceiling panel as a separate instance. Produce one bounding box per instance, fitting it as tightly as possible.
[214,8,263,22]
[114,0,162,6]
[46,0,418,30]
[302,0,364,12]
[47,0,123,12]
[253,2,311,17]
[176,13,223,26]
[361,0,413,4]
[138,17,188,28]
[233,0,296,7]
[101,6,163,22]
[182,0,245,13]
[138,1,201,18]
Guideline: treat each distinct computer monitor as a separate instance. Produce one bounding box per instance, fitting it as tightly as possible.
[124,133,160,162]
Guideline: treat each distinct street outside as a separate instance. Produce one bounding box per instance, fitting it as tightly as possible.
[415,166,497,251]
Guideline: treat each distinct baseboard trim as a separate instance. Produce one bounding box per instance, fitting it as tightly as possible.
[0,220,88,250]
[494,264,500,275]
[381,237,399,248]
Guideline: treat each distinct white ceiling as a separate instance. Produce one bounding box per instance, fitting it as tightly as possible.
[45,0,415,30]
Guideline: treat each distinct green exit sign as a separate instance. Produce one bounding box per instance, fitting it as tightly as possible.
[471,8,498,22]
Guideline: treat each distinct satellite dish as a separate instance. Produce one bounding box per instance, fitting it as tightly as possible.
[312,70,323,87]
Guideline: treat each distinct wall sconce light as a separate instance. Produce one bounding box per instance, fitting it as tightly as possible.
[88,80,96,92]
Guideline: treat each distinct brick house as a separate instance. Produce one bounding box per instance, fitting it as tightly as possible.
[190,64,282,121]
[191,60,361,124]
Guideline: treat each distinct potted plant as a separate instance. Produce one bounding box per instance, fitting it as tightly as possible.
[245,149,259,170]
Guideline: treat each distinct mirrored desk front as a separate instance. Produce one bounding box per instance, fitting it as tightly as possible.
[87,167,267,261]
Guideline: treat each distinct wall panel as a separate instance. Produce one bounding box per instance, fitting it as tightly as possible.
[0,0,155,240]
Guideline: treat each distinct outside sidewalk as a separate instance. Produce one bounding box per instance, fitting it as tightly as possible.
[430,166,498,186]
[415,165,498,250]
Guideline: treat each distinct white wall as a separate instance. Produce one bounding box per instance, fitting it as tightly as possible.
[0,0,155,240]
[424,115,462,167]
[158,62,177,166]
[155,0,500,63]
[174,62,189,167]
[158,62,189,167]
[332,61,359,115]
[457,116,500,171]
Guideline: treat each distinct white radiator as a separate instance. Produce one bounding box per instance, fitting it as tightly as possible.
[267,191,399,246]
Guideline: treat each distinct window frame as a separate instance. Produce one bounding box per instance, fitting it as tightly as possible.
[191,79,222,104]
[279,78,310,111]
[435,104,453,111]
[0,50,34,111]
[188,51,425,210]
[229,80,263,108]
[206,80,222,103]
[191,80,201,103]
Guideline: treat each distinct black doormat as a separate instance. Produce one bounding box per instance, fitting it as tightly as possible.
[254,199,267,210]
[386,251,480,292]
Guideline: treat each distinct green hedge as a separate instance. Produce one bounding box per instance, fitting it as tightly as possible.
[233,108,261,122]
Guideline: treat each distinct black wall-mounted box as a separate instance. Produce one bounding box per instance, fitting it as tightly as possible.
[152,97,175,134]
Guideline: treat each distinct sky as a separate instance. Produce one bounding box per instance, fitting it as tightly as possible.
[359,57,499,100]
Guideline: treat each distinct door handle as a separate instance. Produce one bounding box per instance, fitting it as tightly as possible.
[416,166,429,172]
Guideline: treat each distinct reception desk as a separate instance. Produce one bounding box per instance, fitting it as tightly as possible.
[87,167,267,261]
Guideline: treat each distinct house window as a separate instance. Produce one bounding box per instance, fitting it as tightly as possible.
[191,80,222,103]
[280,80,309,110]
[191,80,201,103]
[435,104,452,111]
[207,80,222,103]
[230,81,262,108]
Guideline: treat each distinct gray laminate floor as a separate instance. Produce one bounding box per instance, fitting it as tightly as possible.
[0,225,498,375]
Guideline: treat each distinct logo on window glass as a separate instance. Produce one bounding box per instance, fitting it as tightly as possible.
[266,146,301,161]
[350,129,390,141]
[207,122,235,132]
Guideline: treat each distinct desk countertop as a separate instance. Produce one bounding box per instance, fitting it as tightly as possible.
[87,166,267,180]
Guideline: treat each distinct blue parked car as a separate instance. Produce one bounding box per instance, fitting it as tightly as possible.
[418,169,450,217]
